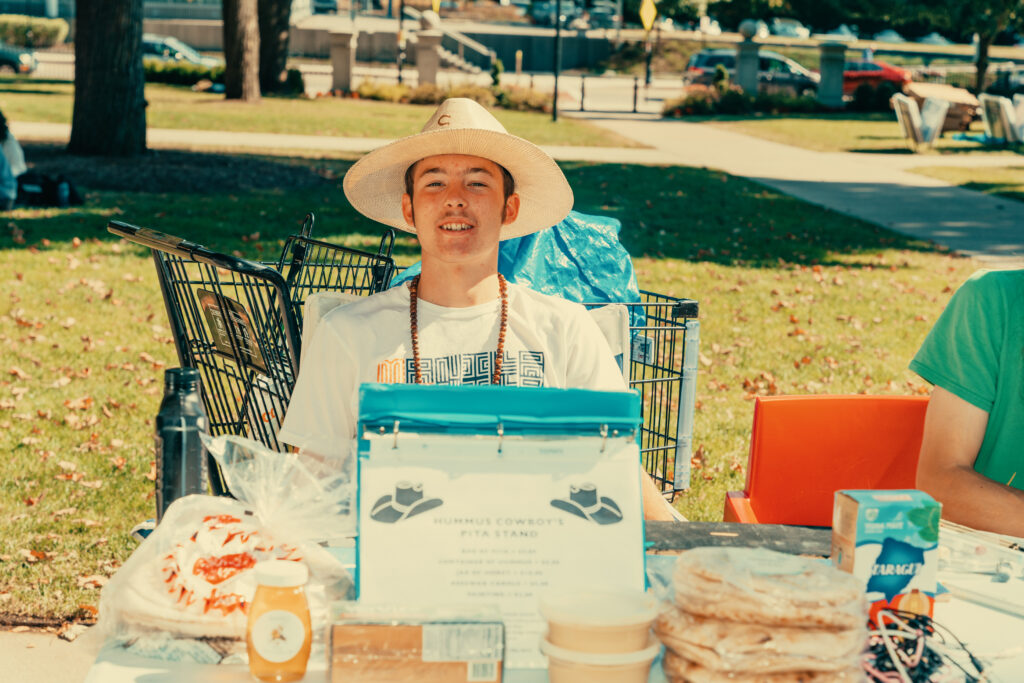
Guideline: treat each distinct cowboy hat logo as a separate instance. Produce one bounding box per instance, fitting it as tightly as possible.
[370,481,444,523]
[550,483,622,525]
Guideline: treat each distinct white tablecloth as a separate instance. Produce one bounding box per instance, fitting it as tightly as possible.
[83,590,1023,683]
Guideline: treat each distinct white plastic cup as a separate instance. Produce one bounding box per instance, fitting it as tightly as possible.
[541,636,660,683]
[539,590,659,654]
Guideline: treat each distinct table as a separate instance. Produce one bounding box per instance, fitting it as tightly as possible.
[82,522,1024,683]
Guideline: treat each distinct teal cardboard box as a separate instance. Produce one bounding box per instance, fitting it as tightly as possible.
[831,489,941,623]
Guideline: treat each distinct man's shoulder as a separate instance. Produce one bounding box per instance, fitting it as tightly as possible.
[320,285,408,328]
[509,282,588,316]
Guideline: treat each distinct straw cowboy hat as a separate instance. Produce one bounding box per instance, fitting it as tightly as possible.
[343,98,573,240]
[550,482,623,525]
[370,481,444,523]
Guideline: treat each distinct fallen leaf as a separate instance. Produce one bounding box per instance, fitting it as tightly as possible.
[77,575,108,589]
[24,494,43,506]
[109,456,126,470]
[79,480,103,489]
[52,507,76,518]
[144,461,157,481]
[9,366,30,380]
[64,396,94,411]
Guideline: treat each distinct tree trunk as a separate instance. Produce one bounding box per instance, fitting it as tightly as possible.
[974,34,991,94]
[68,0,146,156]
[223,0,262,101]
[258,0,292,94]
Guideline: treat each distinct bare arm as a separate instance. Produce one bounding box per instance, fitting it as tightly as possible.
[641,470,685,521]
[916,386,1024,537]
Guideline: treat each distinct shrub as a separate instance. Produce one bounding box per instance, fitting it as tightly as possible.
[662,86,717,117]
[144,59,224,86]
[355,80,410,102]
[493,85,550,112]
[712,63,730,91]
[447,84,496,107]
[0,14,68,48]
[716,86,753,114]
[753,92,825,115]
[873,81,899,110]
[407,83,447,104]
[850,82,878,112]
[281,68,305,96]
[490,58,504,88]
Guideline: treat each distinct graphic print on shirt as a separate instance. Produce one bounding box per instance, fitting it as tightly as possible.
[375,350,545,386]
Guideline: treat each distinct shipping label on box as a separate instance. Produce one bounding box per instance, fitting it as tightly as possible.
[831,489,941,623]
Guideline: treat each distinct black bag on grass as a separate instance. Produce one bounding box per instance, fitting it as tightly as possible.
[17,171,84,208]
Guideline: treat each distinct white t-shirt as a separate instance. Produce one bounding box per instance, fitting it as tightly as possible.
[278,282,626,454]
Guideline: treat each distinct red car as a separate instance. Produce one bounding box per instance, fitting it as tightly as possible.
[843,60,911,96]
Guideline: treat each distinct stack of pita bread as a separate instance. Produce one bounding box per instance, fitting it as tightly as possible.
[655,547,869,683]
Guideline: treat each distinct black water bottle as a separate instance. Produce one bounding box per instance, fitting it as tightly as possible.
[155,367,209,522]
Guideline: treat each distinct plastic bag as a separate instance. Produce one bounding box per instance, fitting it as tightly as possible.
[655,547,868,677]
[98,434,354,657]
[391,210,645,328]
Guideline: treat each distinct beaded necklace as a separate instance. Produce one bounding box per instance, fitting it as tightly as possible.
[408,273,509,385]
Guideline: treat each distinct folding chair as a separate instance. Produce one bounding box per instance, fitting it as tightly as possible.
[723,395,929,526]
[979,93,1023,144]
[891,93,948,152]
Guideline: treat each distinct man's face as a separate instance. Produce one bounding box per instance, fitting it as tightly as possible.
[401,154,520,268]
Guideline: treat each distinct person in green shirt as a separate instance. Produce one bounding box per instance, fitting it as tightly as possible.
[910,268,1024,538]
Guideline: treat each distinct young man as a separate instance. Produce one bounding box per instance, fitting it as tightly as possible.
[279,98,677,521]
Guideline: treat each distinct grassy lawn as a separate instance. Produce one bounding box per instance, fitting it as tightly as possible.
[0,78,642,148]
[909,165,1024,203]
[700,112,1017,155]
[0,145,979,624]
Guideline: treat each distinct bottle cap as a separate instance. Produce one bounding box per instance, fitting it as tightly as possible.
[165,367,201,390]
[255,560,309,588]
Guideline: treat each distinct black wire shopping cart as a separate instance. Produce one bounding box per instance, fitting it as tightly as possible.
[109,218,699,498]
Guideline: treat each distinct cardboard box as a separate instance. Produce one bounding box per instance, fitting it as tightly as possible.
[329,608,504,683]
[831,489,941,623]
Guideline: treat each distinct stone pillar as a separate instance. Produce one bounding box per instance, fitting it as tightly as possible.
[330,29,358,94]
[735,40,759,95]
[416,30,443,86]
[818,42,845,108]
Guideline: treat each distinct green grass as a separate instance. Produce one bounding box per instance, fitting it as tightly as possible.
[909,165,1024,203]
[0,148,979,623]
[0,78,642,148]
[699,112,1021,155]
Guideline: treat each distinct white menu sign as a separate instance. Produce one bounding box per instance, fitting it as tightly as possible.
[357,434,646,669]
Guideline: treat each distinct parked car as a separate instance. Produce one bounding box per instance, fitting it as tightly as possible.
[815,24,857,42]
[843,60,911,96]
[873,29,907,44]
[312,0,338,13]
[684,48,819,96]
[918,32,952,46]
[0,39,36,75]
[529,0,580,27]
[142,33,222,69]
[770,18,810,39]
[588,2,619,29]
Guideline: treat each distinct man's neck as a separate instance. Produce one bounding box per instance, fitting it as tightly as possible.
[416,261,501,308]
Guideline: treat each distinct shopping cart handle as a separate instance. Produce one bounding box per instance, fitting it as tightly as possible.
[107,220,203,258]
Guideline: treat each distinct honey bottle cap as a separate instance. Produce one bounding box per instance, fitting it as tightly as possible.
[255,560,308,588]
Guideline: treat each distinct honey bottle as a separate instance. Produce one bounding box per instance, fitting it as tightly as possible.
[247,560,312,682]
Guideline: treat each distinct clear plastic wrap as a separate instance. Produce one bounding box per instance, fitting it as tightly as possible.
[97,434,354,658]
[671,547,867,630]
[656,547,869,681]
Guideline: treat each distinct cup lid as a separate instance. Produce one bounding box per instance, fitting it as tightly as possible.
[539,589,658,627]
[540,636,661,665]
[255,560,308,587]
